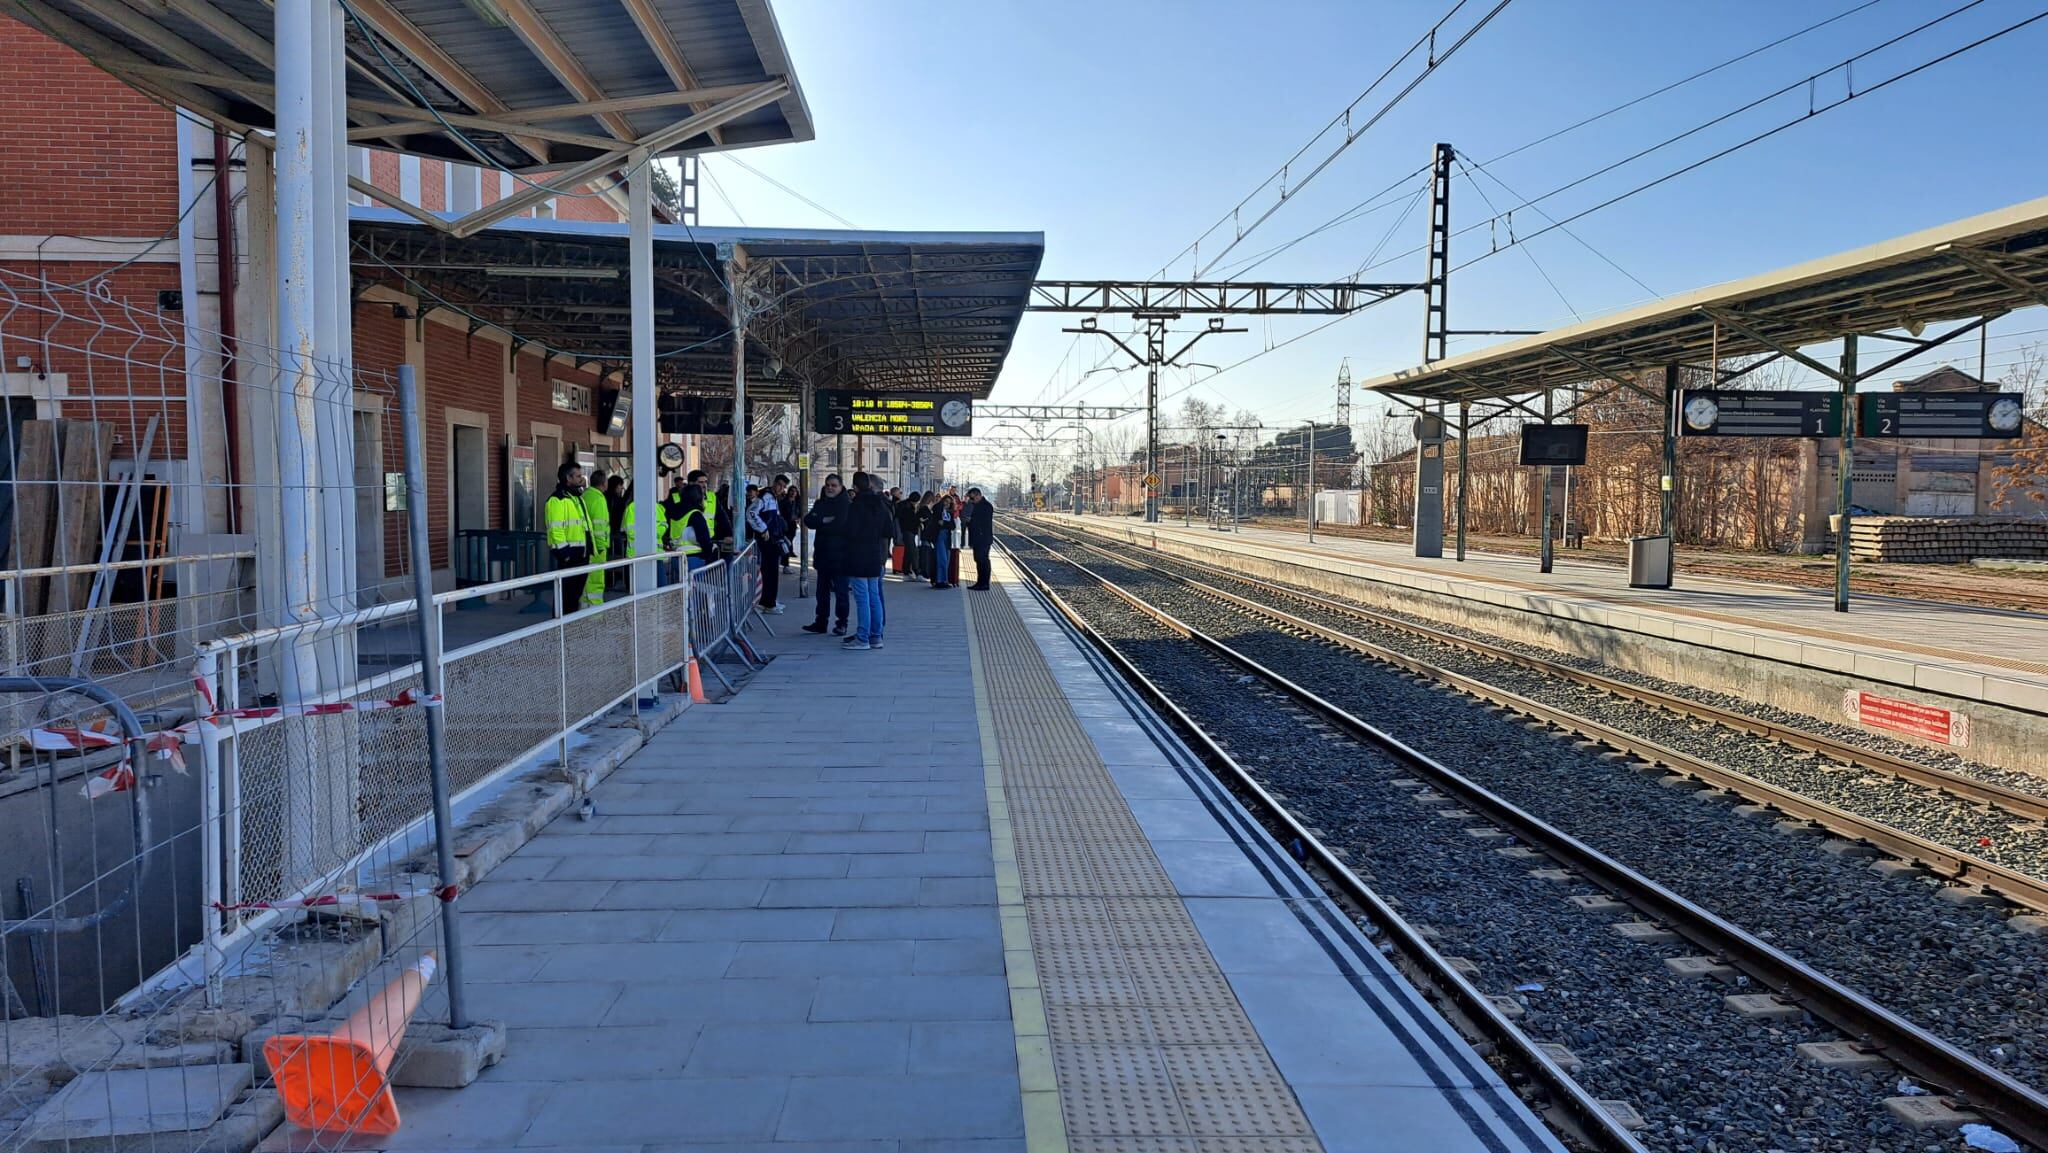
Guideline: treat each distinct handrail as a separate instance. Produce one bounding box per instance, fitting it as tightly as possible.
[0,550,255,582]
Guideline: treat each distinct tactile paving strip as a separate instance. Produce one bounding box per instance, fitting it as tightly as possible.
[970,583,1323,1151]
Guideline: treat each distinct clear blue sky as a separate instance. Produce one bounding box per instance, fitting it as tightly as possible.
[703,0,2048,471]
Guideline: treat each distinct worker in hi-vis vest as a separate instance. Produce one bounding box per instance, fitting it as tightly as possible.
[687,469,716,544]
[622,487,675,586]
[579,467,612,609]
[544,461,591,615]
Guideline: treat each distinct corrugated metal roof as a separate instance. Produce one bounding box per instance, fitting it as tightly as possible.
[10,0,813,168]
[349,209,1045,400]
[1360,196,2048,403]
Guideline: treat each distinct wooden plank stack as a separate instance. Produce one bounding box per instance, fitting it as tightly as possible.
[1843,516,2048,563]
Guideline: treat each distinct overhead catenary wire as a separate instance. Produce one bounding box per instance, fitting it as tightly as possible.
[1169,1,2046,413]
[1152,0,1515,281]
[1204,0,1893,295]
[721,154,860,229]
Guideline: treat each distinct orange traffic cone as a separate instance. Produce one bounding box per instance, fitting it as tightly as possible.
[266,952,437,1136]
[686,658,709,703]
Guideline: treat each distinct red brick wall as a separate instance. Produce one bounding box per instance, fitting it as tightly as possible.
[557,184,622,223]
[370,152,401,198]
[0,16,178,237]
[422,160,445,212]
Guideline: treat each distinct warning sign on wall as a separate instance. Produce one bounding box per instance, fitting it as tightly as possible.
[1842,690,1970,748]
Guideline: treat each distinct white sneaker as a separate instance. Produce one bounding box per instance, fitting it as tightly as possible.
[762,604,785,615]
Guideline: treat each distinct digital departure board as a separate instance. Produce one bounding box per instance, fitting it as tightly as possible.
[1519,424,1589,466]
[1858,392,2026,439]
[1679,390,1841,437]
[814,390,974,436]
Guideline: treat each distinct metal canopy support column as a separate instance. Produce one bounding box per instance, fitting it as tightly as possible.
[727,249,748,553]
[1454,400,1469,562]
[1540,389,1554,575]
[272,0,356,883]
[1836,335,1857,613]
[1660,363,1679,540]
[628,151,656,597]
[1145,318,1164,523]
[798,380,811,593]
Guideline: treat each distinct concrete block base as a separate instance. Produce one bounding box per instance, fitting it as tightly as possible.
[22,1064,253,1151]
[390,1019,507,1089]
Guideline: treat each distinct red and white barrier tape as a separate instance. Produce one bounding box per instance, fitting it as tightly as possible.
[23,680,441,798]
[210,882,459,916]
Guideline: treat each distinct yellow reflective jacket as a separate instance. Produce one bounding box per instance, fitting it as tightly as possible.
[544,491,588,550]
[622,500,672,556]
[581,486,611,555]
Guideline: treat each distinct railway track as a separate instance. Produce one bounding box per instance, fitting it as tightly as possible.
[998,524,2048,1153]
[1027,516,2048,912]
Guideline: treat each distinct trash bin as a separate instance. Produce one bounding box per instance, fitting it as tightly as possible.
[1628,535,1672,589]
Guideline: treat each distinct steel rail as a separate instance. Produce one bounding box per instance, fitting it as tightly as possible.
[993,533,1647,1153]
[1034,520,2048,912]
[1001,524,2048,1150]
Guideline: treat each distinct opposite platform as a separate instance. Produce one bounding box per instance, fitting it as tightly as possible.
[290,560,1558,1153]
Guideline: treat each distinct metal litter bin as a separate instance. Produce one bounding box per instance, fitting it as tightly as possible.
[1628,535,1672,589]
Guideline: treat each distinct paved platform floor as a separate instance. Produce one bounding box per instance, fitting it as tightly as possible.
[325,558,1558,1153]
[1063,514,2048,712]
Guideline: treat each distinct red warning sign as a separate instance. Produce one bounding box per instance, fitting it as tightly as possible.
[1842,690,1970,747]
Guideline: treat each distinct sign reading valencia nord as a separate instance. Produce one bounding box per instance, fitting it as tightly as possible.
[814,390,975,437]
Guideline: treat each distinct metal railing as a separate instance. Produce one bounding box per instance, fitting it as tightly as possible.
[189,542,714,995]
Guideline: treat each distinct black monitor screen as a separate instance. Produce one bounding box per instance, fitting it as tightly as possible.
[1520,423,1589,466]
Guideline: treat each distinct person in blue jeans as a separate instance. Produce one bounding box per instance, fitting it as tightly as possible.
[929,493,958,588]
[838,472,896,650]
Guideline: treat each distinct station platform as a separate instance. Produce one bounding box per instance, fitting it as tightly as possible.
[1061,515,2048,709]
[353,557,1563,1153]
[1053,515,2048,768]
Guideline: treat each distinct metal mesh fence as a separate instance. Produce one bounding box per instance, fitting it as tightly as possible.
[0,256,719,1149]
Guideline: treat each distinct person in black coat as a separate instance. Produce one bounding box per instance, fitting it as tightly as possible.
[801,475,851,634]
[838,473,897,648]
[965,487,995,590]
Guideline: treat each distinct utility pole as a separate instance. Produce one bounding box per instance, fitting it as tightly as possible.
[1063,316,1241,524]
[1414,143,1455,560]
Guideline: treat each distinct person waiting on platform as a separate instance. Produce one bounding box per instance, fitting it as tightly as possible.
[672,483,715,572]
[803,473,851,635]
[545,462,591,614]
[927,492,958,589]
[965,487,994,590]
[839,471,895,650]
[895,489,922,580]
[773,475,798,572]
[747,482,786,614]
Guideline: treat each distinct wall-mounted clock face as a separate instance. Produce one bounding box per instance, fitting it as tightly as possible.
[1683,395,1719,432]
[940,400,972,429]
[658,443,686,470]
[1988,396,2023,434]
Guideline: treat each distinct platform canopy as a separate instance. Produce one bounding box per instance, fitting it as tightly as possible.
[1361,195,2048,405]
[5,0,813,167]
[350,209,1046,399]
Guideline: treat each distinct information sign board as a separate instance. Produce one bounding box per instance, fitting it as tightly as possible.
[1679,390,1841,437]
[1858,392,2025,439]
[815,390,974,436]
[1519,424,1589,466]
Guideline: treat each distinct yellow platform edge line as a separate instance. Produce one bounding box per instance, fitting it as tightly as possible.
[964,584,1071,1153]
